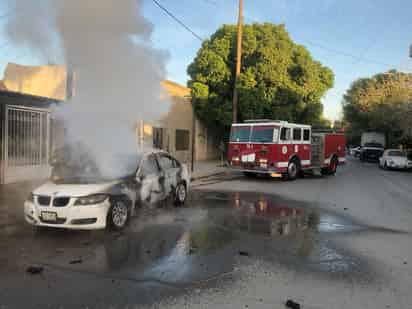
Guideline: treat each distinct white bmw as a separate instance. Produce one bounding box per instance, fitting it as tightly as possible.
[24,150,190,230]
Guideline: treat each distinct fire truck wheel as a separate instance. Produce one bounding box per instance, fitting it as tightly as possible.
[285,160,299,181]
[321,157,338,176]
[329,157,338,175]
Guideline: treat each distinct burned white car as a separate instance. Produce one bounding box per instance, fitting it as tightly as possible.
[24,150,190,230]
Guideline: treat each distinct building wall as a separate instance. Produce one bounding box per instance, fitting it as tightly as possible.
[139,81,219,163]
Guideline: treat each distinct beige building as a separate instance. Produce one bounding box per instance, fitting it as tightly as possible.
[2,63,70,101]
[138,80,219,164]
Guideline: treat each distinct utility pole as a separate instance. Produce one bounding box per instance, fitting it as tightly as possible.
[232,0,243,124]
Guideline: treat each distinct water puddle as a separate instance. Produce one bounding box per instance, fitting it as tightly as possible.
[3,191,375,286]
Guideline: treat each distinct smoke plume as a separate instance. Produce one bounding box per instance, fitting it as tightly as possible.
[5,0,170,178]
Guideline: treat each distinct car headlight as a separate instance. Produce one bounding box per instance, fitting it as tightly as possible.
[74,194,109,206]
[27,192,34,203]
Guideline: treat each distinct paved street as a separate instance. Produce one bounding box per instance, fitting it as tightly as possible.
[1,157,412,308]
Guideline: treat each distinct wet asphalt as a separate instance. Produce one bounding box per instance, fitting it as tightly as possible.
[1,166,407,309]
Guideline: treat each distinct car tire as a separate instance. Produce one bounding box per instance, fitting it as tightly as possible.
[174,182,187,206]
[284,160,299,181]
[243,172,257,178]
[329,157,338,175]
[108,197,130,230]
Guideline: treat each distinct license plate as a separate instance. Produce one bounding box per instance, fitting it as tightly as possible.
[41,211,57,222]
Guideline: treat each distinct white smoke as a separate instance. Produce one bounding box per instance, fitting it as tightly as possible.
[5,0,170,178]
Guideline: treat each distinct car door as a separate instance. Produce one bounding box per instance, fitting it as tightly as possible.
[157,154,179,198]
[138,154,164,204]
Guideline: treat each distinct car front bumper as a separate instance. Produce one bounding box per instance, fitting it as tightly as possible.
[229,163,286,174]
[387,163,412,170]
[24,200,111,230]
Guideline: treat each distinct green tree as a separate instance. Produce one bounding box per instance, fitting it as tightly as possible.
[187,23,334,138]
[343,70,412,146]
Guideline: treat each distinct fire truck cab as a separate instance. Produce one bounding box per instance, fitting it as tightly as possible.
[227,120,346,180]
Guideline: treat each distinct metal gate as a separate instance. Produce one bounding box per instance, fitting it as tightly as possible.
[3,105,51,184]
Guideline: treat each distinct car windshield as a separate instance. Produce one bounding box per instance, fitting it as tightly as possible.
[230,126,251,142]
[388,150,406,157]
[364,142,383,148]
[250,126,278,143]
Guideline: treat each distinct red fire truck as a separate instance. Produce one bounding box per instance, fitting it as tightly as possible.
[227,120,346,180]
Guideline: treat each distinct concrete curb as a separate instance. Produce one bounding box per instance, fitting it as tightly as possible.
[190,171,228,182]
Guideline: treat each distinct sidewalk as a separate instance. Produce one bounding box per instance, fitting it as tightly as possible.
[190,160,229,181]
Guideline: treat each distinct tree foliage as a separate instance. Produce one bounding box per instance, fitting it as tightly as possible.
[187,23,334,137]
[343,70,412,146]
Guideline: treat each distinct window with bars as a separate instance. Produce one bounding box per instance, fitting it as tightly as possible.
[6,107,49,166]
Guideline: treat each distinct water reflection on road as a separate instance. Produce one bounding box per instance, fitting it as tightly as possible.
[1,191,374,286]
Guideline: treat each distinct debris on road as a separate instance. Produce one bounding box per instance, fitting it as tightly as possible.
[69,258,83,265]
[344,208,348,211]
[238,251,250,257]
[285,299,301,309]
[26,266,44,275]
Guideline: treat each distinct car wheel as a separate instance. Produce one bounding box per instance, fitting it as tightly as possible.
[329,157,338,175]
[108,197,130,230]
[285,160,299,181]
[174,182,187,206]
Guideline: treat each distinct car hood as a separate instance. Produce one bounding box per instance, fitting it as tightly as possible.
[33,181,120,197]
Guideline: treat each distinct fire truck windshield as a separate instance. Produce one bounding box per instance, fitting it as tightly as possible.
[251,126,279,143]
[230,126,251,142]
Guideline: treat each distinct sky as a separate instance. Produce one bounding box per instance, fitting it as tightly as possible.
[0,0,412,121]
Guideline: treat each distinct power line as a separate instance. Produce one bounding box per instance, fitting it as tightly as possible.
[300,38,412,72]
[151,0,204,42]
[227,5,412,72]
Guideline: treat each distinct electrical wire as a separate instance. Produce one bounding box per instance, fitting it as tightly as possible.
[299,38,412,71]
[151,0,204,42]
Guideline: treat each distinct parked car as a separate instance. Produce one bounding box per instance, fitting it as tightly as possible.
[360,142,384,162]
[379,149,412,170]
[24,150,190,230]
[350,146,361,157]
